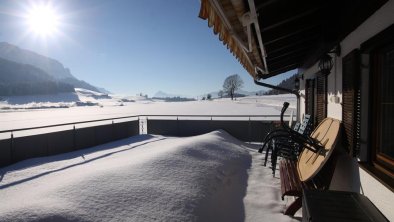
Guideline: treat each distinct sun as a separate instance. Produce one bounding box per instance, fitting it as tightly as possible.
[26,4,60,37]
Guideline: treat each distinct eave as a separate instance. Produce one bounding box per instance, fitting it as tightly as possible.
[199,0,388,79]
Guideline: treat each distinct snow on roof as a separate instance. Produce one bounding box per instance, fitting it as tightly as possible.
[0,130,296,221]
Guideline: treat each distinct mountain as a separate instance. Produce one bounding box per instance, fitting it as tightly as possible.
[264,74,297,95]
[96,87,111,94]
[0,42,73,80]
[0,42,105,92]
[0,57,54,83]
[153,91,189,98]
[0,57,74,96]
[60,77,100,93]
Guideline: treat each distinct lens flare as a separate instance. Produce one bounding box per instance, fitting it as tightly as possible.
[26,4,60,37]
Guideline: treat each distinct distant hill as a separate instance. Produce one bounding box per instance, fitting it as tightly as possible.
[0,42,106,93]
[0,57,74,96]
[154,91,189,98]
[264,74,297,95]
[96,87,111,94]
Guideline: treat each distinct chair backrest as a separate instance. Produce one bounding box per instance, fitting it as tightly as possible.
[293,122,301,131]
[298,114,312,135]
[297,117,341,182]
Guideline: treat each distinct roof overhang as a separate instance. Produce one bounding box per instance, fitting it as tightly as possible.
[199,0,388,79]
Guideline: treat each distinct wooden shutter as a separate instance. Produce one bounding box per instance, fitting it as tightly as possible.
[342,49,361,157]
[305,79,315,126]
[316,74,327,125]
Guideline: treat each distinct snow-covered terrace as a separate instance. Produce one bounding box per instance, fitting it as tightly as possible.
[0,130,299,221]
[0,95,300,221]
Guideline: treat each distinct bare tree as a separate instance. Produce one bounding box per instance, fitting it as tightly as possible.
[218,90,224,98]
[223,74,243,100]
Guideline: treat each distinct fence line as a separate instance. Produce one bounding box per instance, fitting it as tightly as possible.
[0,114,294,167]
[0,115,140,134]
[0,114,292,134]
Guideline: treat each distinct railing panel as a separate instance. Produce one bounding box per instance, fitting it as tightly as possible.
[250,121,278,142]
[147,120,178,136]
[94,125,114,145]
[13,134,47,163]
[146,119,279,142]
[0,139,11,167]
[178,120,213,137]
[146,119,288,142]
[47,130,74,155]
[210,120,250,141]
[75,127,96,150]
[113,121,139,140]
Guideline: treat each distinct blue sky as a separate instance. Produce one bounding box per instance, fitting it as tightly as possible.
[0,0,295,97]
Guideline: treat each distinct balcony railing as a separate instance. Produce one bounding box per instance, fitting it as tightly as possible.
[0,114,294,167]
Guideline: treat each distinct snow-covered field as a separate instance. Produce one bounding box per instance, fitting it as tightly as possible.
[0,92,296,132]
[0,130,299,222]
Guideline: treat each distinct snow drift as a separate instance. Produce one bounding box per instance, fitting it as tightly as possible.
[0,130,252,221]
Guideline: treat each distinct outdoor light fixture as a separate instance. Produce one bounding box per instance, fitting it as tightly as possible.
[318,45,341,76]
[318,54,334,76]
[294,76,300,90]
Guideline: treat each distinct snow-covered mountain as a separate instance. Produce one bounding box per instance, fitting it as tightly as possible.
[0,42,73,80]
[0,42,106,93]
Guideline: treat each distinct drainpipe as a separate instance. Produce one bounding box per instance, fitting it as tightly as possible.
[254,79,300,122]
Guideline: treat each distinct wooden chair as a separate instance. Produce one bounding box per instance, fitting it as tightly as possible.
[279,117,341,215]
[259,105,313,176]
[269,114,313,175]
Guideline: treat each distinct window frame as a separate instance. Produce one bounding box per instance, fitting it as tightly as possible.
[360,24,394,189]
[370,42,394,175]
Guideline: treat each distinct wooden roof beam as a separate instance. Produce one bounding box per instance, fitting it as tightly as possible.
[267,45,314,61]
[255,0,279,11]
[265,63,300,77]
[268,52,308,67]
[266,34,320,54]
[264,24,319,46]
[261,7,320,33]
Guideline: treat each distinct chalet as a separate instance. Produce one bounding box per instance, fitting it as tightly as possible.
[199,0,394,220]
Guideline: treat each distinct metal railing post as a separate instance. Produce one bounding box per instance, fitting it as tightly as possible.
[73,125,76,150]
[177,116,179,136]
[10,132,14,163]
[112,120,115,141]
[248,116,251,143]
[145,117,148,134]
[210,116,213,132]
[138,116,140,135]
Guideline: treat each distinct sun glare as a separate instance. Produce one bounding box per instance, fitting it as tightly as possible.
[26,4,60,37]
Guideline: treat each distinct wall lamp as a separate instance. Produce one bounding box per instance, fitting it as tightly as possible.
[294,77,300,90]
[318,45,341,76]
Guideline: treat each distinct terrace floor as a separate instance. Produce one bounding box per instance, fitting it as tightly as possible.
[0,130,300,222]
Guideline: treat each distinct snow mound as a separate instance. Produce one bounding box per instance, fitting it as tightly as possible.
[0,130,252,221]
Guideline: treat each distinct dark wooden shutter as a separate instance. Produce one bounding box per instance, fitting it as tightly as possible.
[316,74,327,125]
[342,49,361,157]
[305,79,315,125]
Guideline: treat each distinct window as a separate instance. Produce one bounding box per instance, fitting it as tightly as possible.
[305,79,315,125]
[342,49,361,157]
[371,42,394,176]
[305,75,326,127]
[361,24,394,188]
[315,74,327,126]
